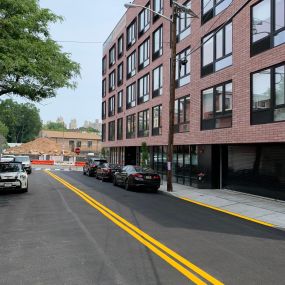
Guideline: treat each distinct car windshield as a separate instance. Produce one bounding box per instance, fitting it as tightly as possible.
[15,157,29,162]
[0,163,21,173]
[133,166,154,173]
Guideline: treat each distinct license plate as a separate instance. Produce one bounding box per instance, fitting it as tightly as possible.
[145,176,152,180]
[4,183,12,187]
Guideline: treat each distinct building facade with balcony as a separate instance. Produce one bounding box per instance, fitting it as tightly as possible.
[102,0,285,200]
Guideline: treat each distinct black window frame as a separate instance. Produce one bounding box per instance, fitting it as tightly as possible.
[251,0,285,56]
[201,0,232,24]
[138,73,150,104]
[176,47,191,88]
[138,109,149,137]
[126,114,136,139]
[201,81,233,130]
[127,19,137,49]
[174,95,190,133]
[108,70,116,92]
[117,62,123,86]
[102,56,107,75]
[102,78,106,98]
[108,120,115,141]
[153,0,163,23]
[118,34,124,59]
[102,101,106,120]
[108,95,116,117]
[109,44,116,68]
[176,0,191,42]
[152,65,163,97]
[117,90,123,113]
[117,118,123,140]
[126,82,136,109]
[152,25,163,61]
[138,37,150,71]
[251,62,285,125]
[127,51,136,79]
[102,124,106,142]
[152,104,162,136]
[138,2,151,37]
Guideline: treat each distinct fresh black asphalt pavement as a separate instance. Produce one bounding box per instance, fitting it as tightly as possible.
[0,170,285,284]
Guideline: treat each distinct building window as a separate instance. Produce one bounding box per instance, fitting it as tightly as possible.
[109,71,116,92]
[102,79,106,97]
[176,47,190,88]
[109,44,116,67]
[138,38,150,71]
[201,22,232,77]
[127,51,136,79]
[126,114,136,139]
[152,65,163,97]
[153,25,163,60]
[102,124,106,142]
[102,56,107,75]
[117,90,123,113]
[152,104,162,136]
[138,73,150,104]
[139,3,150,36]
[102,101,106,120]
[126,83,136,109]
[76,141,81,147]
[88,141,92,148]
[117,62,123,86]
[117,118,123,140]
[201,81,233,130]
[251,63,285,124]
[118,34,124,59]
[138,109,149,137]
[153,0,163,22]
[108,95,115,117]
[174,95,190,133]
[108,121,115,141]
[127,19,137,49]
[177,1,191,42]
[202,0,232,24]
[251,0,285,56]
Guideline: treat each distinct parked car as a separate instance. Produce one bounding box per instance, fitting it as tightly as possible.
[83,157,107,177]
[96,163,121,181]
[113,165,161,192]
[0,162,28,192]
[14,156,32,174]
[0,155,15,162]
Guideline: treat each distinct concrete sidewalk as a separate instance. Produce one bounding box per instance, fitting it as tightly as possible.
[159,182,285,229]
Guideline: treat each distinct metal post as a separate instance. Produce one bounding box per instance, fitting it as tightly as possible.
[167,4,177,192]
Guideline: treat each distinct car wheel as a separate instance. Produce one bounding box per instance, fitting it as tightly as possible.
[125,179,131,191]
[83,170,86,175]
[95,173,99,179]
[113,176,117,186]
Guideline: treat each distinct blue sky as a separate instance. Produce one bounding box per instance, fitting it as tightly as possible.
[35,0,127,126]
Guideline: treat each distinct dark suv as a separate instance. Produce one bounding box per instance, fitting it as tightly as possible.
[83,157,107,177]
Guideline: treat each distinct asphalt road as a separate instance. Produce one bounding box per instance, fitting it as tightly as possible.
[0,170,285,285]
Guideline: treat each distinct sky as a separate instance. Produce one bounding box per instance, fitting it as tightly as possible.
[25,0,127,126]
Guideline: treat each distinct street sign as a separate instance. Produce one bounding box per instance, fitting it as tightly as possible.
[75,147,80,155]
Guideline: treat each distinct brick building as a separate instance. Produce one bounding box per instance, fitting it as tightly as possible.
[102,0,285,199]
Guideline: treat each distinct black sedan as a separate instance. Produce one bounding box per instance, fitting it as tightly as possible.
[96,163,121,181]
[113,165,161,192]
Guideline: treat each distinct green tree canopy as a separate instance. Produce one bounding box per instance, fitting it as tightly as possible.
[0,99,42,142]
[0,121,8,138]
[0,0,80,101]
[43,121,66,131]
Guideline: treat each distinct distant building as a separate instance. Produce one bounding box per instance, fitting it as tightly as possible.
[40,130,102,154]
[56,116,66,128]
[69,119,77,130]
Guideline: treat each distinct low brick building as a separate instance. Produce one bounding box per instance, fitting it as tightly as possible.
[101,0,285,200]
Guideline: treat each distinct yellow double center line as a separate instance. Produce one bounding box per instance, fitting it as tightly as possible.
[46,170,223,285]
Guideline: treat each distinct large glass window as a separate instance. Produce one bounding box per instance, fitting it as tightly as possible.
[118,35,124,58]
[251,0,285,56]
[109,45,116,67]
[138,38,150,70]
[117,62,123,86]
[127,20,137,49]
[108,121,115,141]
[138,109,149,137]
[201,81,232,130]
[108,95,115,117]
[126,114,136,139]
[153,25,163,60]
[202,0,232,24]
[102,56,106,75]
[102,79,106,97]
[102,124,106,142]
[109,71,116,92]
[138,73,150,104]
[201,22,232,76]
[152,65,163,97]
[126,83,136,109]
[177,1,191,42]
[102,101,106,120]
[152,104,162,136]
[252,63,285,124]
[139,3,150,36]
[117,118,123,140]
[176,47,191,87]
[153,0,163,22]
[174,95,190,133]
[117,90,123,113]
[127,51,136,79]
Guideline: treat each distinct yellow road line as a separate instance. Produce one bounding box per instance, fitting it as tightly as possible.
[46,170,224,285]
[180,197,275,228]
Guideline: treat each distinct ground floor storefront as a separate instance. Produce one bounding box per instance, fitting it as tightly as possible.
[105,143,285,201]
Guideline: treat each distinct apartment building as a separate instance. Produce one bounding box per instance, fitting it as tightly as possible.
[102,0,285,200]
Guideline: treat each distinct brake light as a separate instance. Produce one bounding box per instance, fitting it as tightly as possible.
[132,173,143,178]
[153,175,160,180]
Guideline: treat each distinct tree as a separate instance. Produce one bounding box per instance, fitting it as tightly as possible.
[141,142,149,168]
[43,121,66,131]
[0,0,80,101]
[0,99,42,142]
[0,121,8,138]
